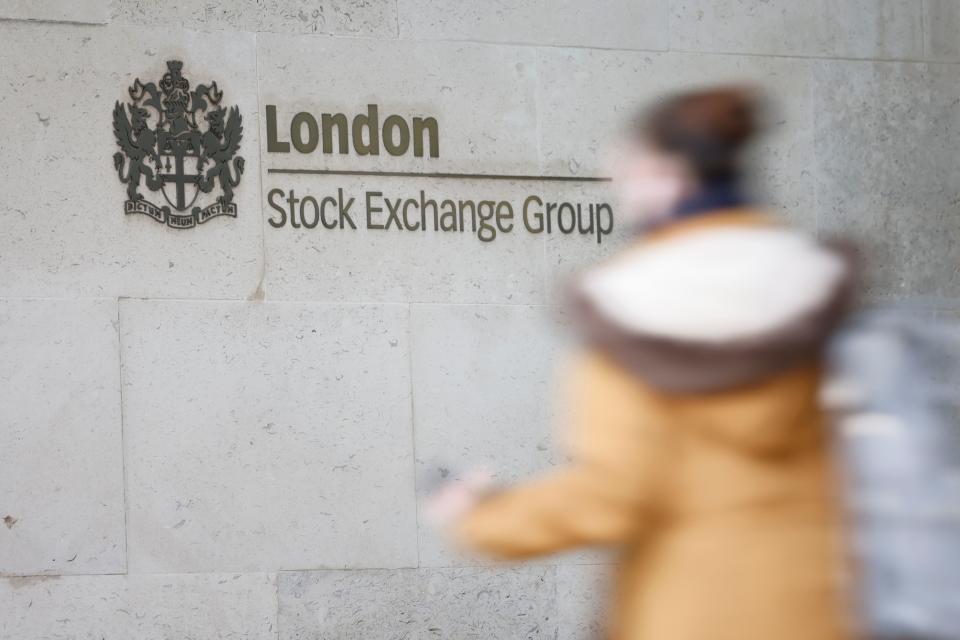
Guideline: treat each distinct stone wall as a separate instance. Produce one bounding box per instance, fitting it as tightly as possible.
[2,1,959,638]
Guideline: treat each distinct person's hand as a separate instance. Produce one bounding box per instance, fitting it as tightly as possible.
[424,469,493,529]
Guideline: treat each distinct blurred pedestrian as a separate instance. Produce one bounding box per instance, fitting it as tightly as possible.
[430,87,855,640]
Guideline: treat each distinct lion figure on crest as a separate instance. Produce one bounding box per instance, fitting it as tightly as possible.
[112,102,161,202]
[198,106,245,206]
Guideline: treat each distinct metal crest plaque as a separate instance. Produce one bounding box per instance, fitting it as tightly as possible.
[112,60,245,229]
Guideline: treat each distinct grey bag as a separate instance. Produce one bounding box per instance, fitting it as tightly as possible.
[825,306,960,640]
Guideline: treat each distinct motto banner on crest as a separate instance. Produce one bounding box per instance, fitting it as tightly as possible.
[124,199,237,229]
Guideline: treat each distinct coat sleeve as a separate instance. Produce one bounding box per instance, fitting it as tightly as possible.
[454,351,667,559]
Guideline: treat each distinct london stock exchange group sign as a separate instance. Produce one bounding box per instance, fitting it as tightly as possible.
[112,60,245,229]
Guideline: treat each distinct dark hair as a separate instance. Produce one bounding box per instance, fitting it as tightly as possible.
[636,86,761,182]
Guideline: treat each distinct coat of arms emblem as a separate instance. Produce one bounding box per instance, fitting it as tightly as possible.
[112,60,245,229]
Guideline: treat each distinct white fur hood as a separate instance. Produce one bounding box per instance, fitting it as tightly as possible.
[581,225,848,343]
[574,218,853,393]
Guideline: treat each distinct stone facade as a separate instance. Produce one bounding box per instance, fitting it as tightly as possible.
[2,1,959,637]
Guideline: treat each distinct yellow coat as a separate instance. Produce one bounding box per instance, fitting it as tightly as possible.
[457,212,855,640]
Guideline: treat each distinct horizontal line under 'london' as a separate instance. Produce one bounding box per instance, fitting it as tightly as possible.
[266,168,612,182]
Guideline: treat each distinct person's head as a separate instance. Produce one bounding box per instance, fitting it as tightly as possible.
[614,86,762,227]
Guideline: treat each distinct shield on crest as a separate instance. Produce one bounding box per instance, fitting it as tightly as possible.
[158,130,201,211]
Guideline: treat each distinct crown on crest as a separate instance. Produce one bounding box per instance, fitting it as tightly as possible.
[160,60,189,96]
